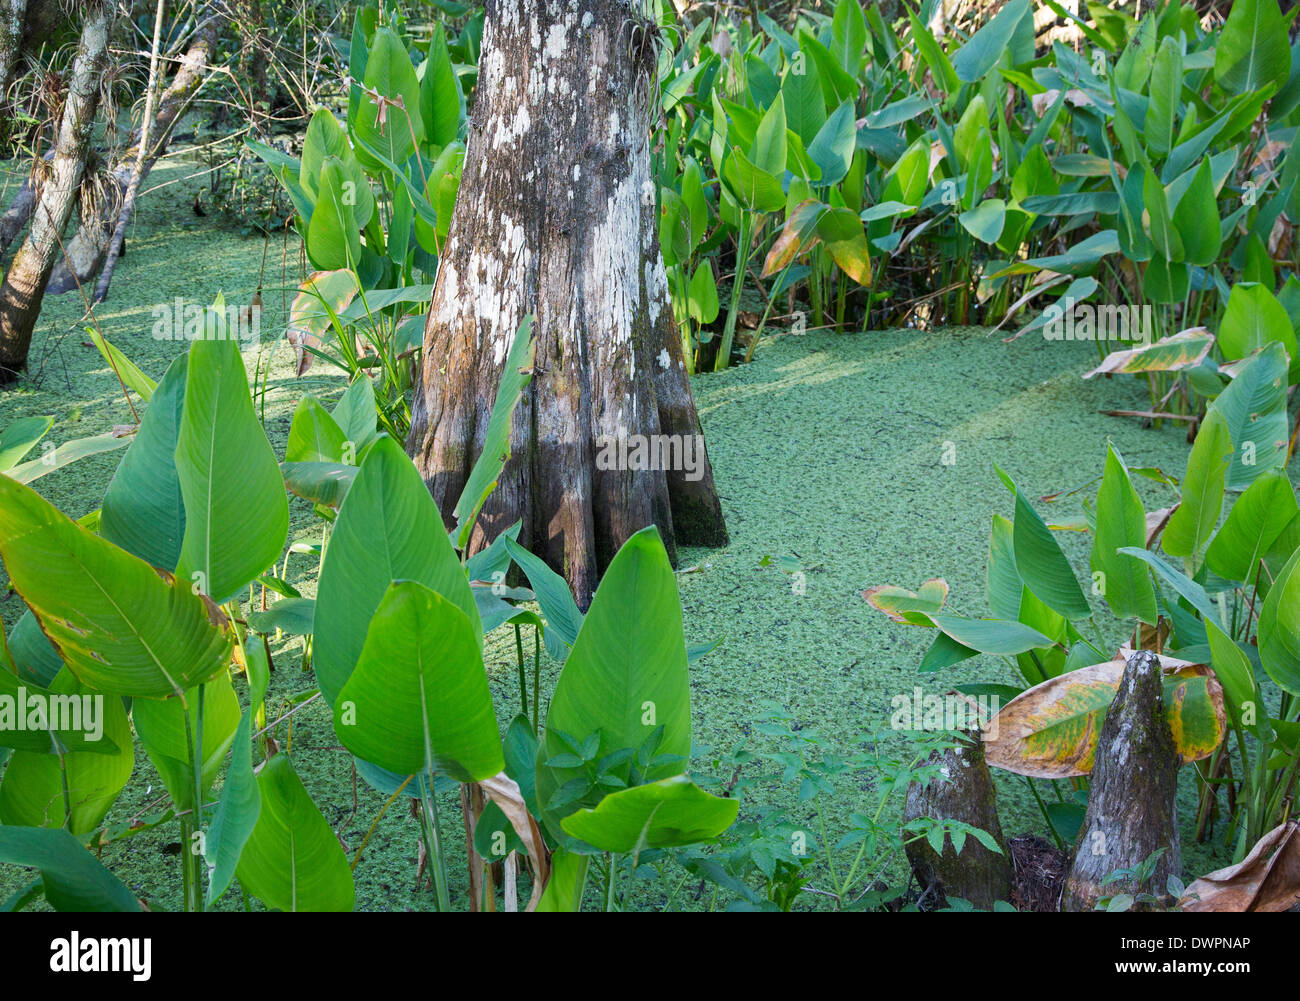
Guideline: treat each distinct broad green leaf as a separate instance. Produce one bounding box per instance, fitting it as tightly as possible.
[560,776,739,853]
[908,12,959,94]
[927,614,1053,655]
[781,53,826,144]
[952,0,1030,82]
[100,356,187,570]
[1204,618,1267,737]
[0,827,139,911]
[1163,409,1232,559]
[454,316,535,549]
[305,157,361,271]
[1205,470,1299,583]
[687,263,720,325]
[1170,161,1222,266]
[86,329,155,402]
[235,753,355,911]
[286,396,348,464]
[987,513,1025,620]
[419,23,461,148]
[503,536,583,659]
[299,109,374,225]
[1258,547,1300,695]
[247,597,316,636]
[1091,444,1158,623]
[723,148,785,214]
[1144,36,1182,157]
[1215,0,1291,94]
[0,475,232,698]
[959,199,1007,244]
[534,846,589,912]
[132,671,240,812]
[1213,342,1289,489]
[333,581,503,782]
[175,333,289,604]
[1217,283,1297,362]
[807,99,855,186]
[830,0,867,75]
[0,665,116,755]
[0,672,132,834]
[536,528,690,838]
[1001,469,1091,620]
[204,710,261,907]
[314,437,480,706]
[281,461,356,509]
[751,92,788,177]
[1118,547,1220,623]
[352,26,425,171]
[330,377,378,452]
[0,416,52,470]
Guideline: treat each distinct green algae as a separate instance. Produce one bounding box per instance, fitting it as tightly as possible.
[0,156,1239,909]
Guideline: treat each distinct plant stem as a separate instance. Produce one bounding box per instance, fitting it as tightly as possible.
[419,775,452,912]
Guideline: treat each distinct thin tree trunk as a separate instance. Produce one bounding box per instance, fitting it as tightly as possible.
[0,0,114,382]
[234,0,269,112]
[47,12,220,298]
[0,0,27,105]
[407,0,726,607]
[90,0,166,304]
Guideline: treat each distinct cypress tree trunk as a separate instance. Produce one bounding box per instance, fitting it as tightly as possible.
[903,729,1012,910]
[407,0,727,606]
[0,0,113,382]
[1062,650,1182,911]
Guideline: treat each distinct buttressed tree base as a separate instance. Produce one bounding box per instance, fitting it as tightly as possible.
[407,0,727,607]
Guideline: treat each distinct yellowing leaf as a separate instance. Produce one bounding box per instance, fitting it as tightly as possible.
[984,655,1226,778]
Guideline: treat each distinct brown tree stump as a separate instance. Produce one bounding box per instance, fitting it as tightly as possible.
[903,729,1012,910]
[406,0,727,607]
[1062,649,1181,911]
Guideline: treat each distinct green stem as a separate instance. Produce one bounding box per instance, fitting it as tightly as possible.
[604,852,619,912]
[715,212,754,371]
[419,775,452,912]
[514,624,528,719]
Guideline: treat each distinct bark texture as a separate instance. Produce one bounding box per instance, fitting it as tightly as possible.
[1062,649,1181,911]
[0,0,113,381]
[903,728,1012,910]
[47,12,220,298]
[0,0,27,106]
[407,0,727,606]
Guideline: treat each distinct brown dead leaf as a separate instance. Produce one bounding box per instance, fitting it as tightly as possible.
[1179,821,1300,912]
[286,270,359,377]
[480,771,551,912]
[1145,505,1178,547]
[1031,89,1060,117]
[1269,213,1293,259]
